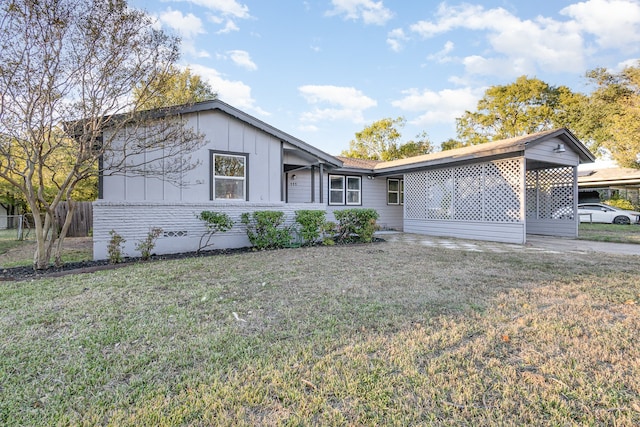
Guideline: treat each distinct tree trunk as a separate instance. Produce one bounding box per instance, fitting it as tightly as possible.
[53,203,75,267]
[31,208,58,270]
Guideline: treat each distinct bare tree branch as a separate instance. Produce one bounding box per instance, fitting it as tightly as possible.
[0,0,204,269]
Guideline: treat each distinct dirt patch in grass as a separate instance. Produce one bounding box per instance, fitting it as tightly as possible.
[0,237,93,270]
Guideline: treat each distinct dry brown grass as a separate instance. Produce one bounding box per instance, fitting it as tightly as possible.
[0,238,639,425]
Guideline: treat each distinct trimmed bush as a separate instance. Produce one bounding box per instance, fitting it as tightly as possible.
[240,211,292,250]
[320,221,337,246]
[135,227,162,260]
[196,211,234,252]
[333,208,379,243]
[107,230,125,264]
[294,210,326,245]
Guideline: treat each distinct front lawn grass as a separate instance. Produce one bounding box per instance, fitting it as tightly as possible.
[1,241,639,426]
[579,222,640,244]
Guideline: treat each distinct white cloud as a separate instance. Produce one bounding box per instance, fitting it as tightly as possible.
[299,85,377,110]
[227,50,257,71]
[387,28,408,52]
[326,0,394,25]
[408,3,587,76]
[158,9,210,57]
[408,1,640,78]
[187,64,268,115]
[410,0,592,77]
[461,55,533,78]
[159,9,205,39]
[561,0,640,50]
[612,57,640,71]
[172,0,250,34]
[172,0,250,18]
[427,41,455,63]
[298,124,319,132]
[216,19,240,34]
[298,85,377,125]
[391,87,482,126]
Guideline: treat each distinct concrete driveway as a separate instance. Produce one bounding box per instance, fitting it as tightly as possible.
[525,235,640,255]
[379,232,640,256]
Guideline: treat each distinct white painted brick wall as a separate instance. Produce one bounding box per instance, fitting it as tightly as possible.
[92,201,325,260]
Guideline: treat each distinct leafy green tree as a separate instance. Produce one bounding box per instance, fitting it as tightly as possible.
[341,118,433,161]
[0,0,204,269]
[440,138,466,151]
[455,76,580,145]
[392,131,434,158]
[134,65,217,110]
[574,64,640,167]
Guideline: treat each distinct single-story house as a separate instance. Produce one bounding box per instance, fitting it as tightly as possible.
[92,100,595,260]
[578,166,640,205]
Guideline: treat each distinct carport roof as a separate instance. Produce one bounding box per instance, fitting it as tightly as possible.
[362,128,595,175]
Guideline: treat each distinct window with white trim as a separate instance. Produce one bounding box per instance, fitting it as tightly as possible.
[388,178,404,205]
[329,175,361,205]
[211,151,247,200]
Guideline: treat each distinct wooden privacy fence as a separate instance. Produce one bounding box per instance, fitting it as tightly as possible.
[54,202,93,237]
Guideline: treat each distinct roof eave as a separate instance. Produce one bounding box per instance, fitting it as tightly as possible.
[373,145,525,174]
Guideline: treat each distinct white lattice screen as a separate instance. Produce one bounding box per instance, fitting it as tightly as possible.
[426,169,454,220]
[405,171,427,219]
[405,159,524,223]
[484,160,523,222]
[454,165,483,221]
[526,167,574,220]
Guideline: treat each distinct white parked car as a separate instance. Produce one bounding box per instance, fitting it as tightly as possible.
[577,203,640,224]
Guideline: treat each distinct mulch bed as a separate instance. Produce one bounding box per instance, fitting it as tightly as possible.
[0,247,252,282]
[0,238,385,282]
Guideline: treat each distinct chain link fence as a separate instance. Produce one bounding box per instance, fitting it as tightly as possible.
[0,214,33,241]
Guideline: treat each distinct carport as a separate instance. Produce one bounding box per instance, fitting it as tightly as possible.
[374,128,595,244]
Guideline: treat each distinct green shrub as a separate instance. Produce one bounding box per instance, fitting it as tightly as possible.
[135,227,162,260]
[294,210,326,245]
[604,198,635,211]
[240,211,292,250]
[107,230,125,264]
[320,221,337,246]
[333,208,379,243]
[196,211,234,252]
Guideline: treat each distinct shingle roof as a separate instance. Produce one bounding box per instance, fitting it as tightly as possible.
[578,167,640,186]
[335,156,382,169]
[370,128,594,174]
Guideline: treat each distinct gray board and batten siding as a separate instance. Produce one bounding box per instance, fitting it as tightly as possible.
[94,100,342,259]
[102,108,283,204]
[285,168,404,231]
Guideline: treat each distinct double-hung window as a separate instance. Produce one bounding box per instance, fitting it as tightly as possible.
[387,178,404,205]
[329,175,361,205]
[211,151,247,200]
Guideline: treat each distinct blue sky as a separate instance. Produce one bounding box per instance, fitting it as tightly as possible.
[129,0,640,155]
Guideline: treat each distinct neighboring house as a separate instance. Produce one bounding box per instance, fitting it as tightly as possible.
[0,204,7,229]
[578,166,640,205]
[92,100,595,260]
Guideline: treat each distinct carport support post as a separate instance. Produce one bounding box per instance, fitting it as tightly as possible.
[573,166,578,237]
[319,163,324,203]
[311,165,315,203]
